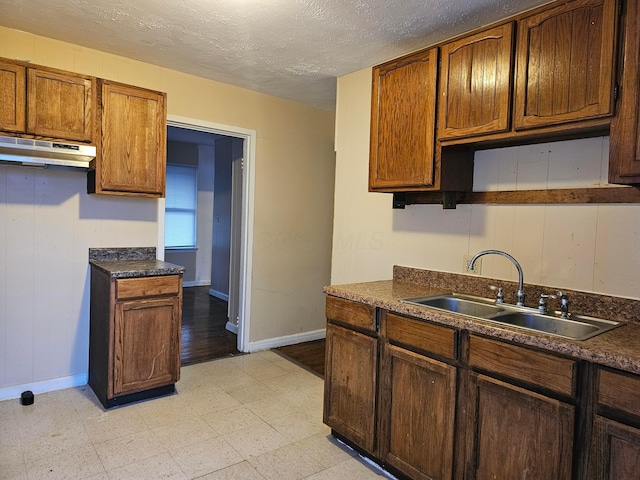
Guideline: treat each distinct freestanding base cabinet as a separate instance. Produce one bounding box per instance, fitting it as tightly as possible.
[89,265,183,408]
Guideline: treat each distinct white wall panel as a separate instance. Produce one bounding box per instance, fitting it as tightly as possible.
[593,205,640,298]
[33,171,77,381]
[511,205,545,285]
[0,168,7,387]
[4,169,36,385]
[1,167,158,389]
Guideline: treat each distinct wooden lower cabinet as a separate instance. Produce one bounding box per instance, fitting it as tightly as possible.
[323,322,378,453]
[464,373,575,480]
[323,299,640,480]
[89,270,182,408]
[588,367,640,478]
[589,416,640,479]
[113,296,181,396]
[379,343,456,480]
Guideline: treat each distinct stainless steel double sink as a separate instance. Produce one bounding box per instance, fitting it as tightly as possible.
[401,293,620,341]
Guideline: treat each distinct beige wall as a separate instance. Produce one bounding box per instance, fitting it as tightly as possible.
[332,67,640,300]
[0,26,335,394]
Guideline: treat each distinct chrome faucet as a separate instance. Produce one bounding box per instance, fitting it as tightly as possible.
[468,250,525,306]
[557,291,570,318]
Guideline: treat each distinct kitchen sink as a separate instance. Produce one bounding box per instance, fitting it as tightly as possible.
[402,293,506,318]
[487,311,619,340]
[401,293,620,341]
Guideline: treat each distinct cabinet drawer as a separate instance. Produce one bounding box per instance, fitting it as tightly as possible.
[384,312,457,360]
[116,275,180,300]
[468,336,577,397]
[326,296,376,332]
[598,369,640,417]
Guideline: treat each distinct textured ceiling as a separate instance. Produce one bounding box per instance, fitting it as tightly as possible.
[0,0,550,111]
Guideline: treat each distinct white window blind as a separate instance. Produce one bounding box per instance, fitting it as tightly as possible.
[165,164,197,248]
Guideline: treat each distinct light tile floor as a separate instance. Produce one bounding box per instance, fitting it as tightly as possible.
[1,350,394,479]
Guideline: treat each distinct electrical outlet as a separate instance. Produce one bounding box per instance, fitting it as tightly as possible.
[463,254,482,275]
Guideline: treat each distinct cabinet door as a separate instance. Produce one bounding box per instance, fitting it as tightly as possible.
[609,0,640,184]
[589,416,640,479]
[0,60,25,133]
[379,344,456,480]
[514,0,617,130]
[465,373,575,480]
[369,47,438,190]
[438,23,513,140]
[27,67,95,142]
[113,296,181,396]
[96,81,166,197]
[323,322,378,453]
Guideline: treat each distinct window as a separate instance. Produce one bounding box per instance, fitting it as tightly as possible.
[165,164,197,248]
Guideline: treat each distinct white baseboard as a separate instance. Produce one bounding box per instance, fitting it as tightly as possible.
[183,280,211,287]
[0,373,88,402]
[208,289,229,301]
[247,328,326,353]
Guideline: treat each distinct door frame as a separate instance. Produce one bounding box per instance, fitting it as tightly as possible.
[160,115,256,353]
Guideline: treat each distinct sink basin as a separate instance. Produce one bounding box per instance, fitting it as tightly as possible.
[402,293,505,318]
[486,311,619,340]
[401,293,621,341]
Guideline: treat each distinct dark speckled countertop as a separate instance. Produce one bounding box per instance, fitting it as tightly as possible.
[89,247,185,278]
[324,266,640,375]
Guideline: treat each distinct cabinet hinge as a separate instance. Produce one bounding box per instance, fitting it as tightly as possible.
[619,0,624,17]
[614,83,620,102]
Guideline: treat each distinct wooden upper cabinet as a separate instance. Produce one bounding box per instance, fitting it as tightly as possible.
[27,67,95,142]
[369,47,438,190]
[0,60,26,133]
[92,80,166,197]
[609,0,640,184]
[438,23,514,140]
[0,57,95,142]
[514,0,618,130]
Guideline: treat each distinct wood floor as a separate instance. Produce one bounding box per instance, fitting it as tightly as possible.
[274,339,326,377]
[181,285,326,377]
[181,286,240,366]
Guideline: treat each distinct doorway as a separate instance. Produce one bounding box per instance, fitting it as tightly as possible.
[160,115,256,356]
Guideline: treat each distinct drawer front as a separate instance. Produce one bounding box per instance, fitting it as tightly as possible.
[116,275,181,300]
[598,369,640,417]
[326,296,376,332]
[468,335,577,397]
[385,312,457,360]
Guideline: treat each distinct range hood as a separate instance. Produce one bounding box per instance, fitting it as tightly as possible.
[0,135,96,169]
